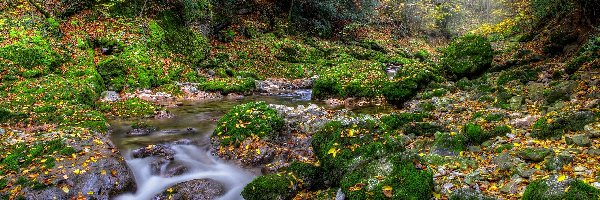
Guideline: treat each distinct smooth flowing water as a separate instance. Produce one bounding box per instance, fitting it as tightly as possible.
[110,91,394,199]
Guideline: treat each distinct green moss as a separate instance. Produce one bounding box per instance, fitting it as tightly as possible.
[383,61,438,106]
[0,35,63,78]
[380,112,428,131]
[434,132,467,152]
[340,154,433,200]
[287,162,324,190]
[98,98,156,118]
[96,57,127,91]
[214,102,283,145]
[241,174,297,200]
[156,10,210,64]
[1,138,77,173]
[532,112,595,139]
[494,143,514,153]
[523,179,600,200]
[442,35,493,80]
[497,69,539,85]
[484,113,505,121]
[311,121,406,185]
[463,123,486,145]
[312,76,343,99]
[198,78,255,95]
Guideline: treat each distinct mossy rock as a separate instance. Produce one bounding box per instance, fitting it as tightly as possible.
[340,153,433,200]
[442,35,493,80]
[531,111,596,139]
[382,61,438,106]
[311,121,405,185]
[312,76,342,99]
[241,174,297,200]
[433,132,468,153]
[523,176,600,200]
[450,188,497,200]
[286,162,324,190]
[213,102,283,145]
[517,148,554,162]
[96,57,127,91]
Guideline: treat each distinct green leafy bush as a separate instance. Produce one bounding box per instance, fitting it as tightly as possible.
[442,35,493,80]
[214,102,284,145]
[241,174,297,200]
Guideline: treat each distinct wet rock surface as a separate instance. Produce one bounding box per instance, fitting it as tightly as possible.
[24,132,135,200]
[153,179,225,200]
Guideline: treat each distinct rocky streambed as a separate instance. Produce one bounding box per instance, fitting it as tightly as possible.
[108,92,380,200]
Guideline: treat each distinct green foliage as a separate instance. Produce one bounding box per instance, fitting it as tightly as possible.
[289,0,378,37]
[484,113,505,122]
[442,35,494,80]
[523,179,600,200]
[381,112,442,136]
[463,123,486,145]
[241,174,297,200]
[214,102,284,145]
[530,0,575,20]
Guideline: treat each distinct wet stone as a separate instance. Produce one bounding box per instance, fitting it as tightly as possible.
[154,179,225,200]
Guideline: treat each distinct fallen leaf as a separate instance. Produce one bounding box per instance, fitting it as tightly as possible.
[327,147,338,158]
[382,185,393,198]
[557,174,566,182]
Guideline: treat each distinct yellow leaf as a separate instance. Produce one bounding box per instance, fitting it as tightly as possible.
[62,186,70,193]
[101,170,107,175]
[347,129,355,137]
[256,149,261,155]
[382,185,393,198]
[74,169,81,175]
[433,192,441,199]
[327,147,338,158]
[167,188,174,193]
[535,164,541,170]
[41,159,47,163]
[557,174,566,182]
[513,142,521,147]
[87,191,94,195]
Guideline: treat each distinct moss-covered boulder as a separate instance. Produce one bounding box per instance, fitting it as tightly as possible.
[311,121,405,185]
[442,35,494,80]
[523,176,600,200]
[213,102,284,145]
[531,111,596,139]
[286,162,324,190]
[517,148,554,162]
[241,173,298,200]
[382,62,438,106]
[339,154,433,200]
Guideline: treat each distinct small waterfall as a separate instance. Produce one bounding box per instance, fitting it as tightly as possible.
[115,145,254,200]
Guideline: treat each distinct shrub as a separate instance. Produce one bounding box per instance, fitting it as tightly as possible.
[442,35,494,80]
[214,102,284,145]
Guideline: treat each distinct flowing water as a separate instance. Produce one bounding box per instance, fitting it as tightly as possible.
[110,91,393,199]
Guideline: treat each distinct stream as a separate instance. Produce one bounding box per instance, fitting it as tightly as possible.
[109,91,393,199]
